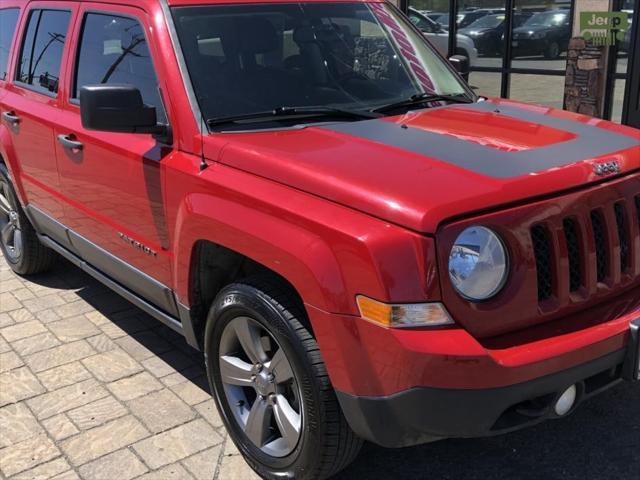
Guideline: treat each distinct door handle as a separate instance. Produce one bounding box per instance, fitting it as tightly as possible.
[57,134,83,150]
[2,111,20,126]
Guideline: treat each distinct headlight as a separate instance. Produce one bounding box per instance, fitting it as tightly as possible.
[448,226,508,301]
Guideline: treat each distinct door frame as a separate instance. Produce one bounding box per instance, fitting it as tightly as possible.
[621,5,639,127]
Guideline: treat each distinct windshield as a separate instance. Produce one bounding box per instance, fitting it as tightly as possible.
[171,2,468,125]
[468,14,504,29]
[524,11,567,26]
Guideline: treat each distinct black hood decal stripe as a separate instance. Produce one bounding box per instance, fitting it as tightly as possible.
[321,101,638,178]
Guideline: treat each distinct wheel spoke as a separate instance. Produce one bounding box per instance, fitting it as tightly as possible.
[273,394,301,450]
[1,222,14,246]
[269,348,294,384]
[244,397,271,447]
[234,318,267,364]
[219,355,254,386]
[11,230,22,256]
[0,194,10,216]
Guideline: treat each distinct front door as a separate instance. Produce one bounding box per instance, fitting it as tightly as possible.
[54,3,177,315]
[623,6,640,128]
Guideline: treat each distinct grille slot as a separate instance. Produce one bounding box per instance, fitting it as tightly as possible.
[531,225,553,301]
[614,203,630,272]
[590,210,607,282]
[563,218,582,292]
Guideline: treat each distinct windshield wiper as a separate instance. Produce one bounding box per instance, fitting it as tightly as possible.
[207,106,379,130]
[371,92,474,115]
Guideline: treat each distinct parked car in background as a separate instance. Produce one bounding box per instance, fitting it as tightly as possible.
[620,9,633,53]
[459,12,531,56]
[409,7,478,66]
[512,9,571,59]
[437,9,504,29]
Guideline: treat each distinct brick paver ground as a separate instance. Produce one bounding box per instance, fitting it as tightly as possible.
[0,255,260,480]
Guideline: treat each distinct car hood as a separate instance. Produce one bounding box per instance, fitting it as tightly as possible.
[210,99,640,233]
[458,27,494,35]
[513,25,554,35]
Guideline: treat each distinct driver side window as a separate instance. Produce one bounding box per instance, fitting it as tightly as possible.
[73,12,167,123]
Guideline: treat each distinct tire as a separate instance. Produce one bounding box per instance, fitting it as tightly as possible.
[0,163,56,274]
[204,276,362,480]
[544,42,560,59]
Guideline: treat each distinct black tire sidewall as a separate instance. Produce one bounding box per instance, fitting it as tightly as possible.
[204,284,327,479]
[0,164,24,267]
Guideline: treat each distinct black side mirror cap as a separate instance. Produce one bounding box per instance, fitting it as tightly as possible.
[79,84,166,137]
[448,54,470,81]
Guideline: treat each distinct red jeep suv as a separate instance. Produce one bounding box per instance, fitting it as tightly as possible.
[0,1,639,478]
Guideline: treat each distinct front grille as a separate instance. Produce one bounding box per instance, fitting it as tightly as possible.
[531,194,639,301]
[563,218,582,291]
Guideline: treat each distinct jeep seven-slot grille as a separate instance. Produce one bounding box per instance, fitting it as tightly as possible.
[531,198,639,301]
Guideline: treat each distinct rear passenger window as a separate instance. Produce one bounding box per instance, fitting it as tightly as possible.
[16,9,71,94]
[0,8,20,80]
[74,13,167,123]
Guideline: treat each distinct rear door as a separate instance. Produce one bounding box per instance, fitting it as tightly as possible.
[54,2,177,316]
[1,3,76,220]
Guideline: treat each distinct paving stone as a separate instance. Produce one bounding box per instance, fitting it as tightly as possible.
[41,413,80,441]
[11,288,37,301]
[0,292,22,313]
[135,463,193,480]
[141,351,194,378]
[86,334,118,353]
[0,335,10,353]
[84,311,111,327]
[11,457,71,480]
[60,415,149,466]
[161,366,205,388]
[9,308,36,323]
[12,332,61,357]
[24,341,95,373]
[50,300,96,320]
[115,331,171,361]
[133,419,223,469]
[47,316,100,342]
[0,320,47,342]
[67,395,127,430]
[217,451,261,480]
[22,295,67,314]
[194,399,224,429]
[36,362,92,391]
[128,388,196,433]
[50,470,80,480]
[0,402,42,448]
[26,379,109,420]
[77,449,148,480]
[171,379,210,406]
[81,349,142,382]
[0,433,60,477]
[36,310,62,324]
[107,371,163,402]
[0,278,23,293]
[181,445,222,480]
[0,350,24,373]
[0,312,14,328]
[0,367,45,407]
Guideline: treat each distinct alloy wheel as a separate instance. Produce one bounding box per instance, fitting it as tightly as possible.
[0,179,22,261]
[219,316,303,457]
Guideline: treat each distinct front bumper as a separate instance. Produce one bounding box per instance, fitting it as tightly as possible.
[306,290,639,447]
[337,348,628,447]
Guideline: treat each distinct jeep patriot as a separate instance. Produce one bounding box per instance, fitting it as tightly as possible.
[0,1,639,478]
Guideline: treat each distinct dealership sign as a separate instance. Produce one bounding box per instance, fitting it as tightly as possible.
[580,11,629,46]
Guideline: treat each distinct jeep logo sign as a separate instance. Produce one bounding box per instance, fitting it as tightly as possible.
[593,160,622,176]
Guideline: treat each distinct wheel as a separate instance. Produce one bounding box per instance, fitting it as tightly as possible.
[204,276,362,480]
[0,163,56,274]
[544,41,560,59]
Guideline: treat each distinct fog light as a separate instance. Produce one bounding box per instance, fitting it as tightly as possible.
[554,385,577,416]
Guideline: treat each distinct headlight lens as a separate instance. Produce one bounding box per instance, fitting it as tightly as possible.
[448,226,508,301]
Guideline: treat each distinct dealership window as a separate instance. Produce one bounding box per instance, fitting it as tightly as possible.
[0,8,20,80]
[16,9,71,95]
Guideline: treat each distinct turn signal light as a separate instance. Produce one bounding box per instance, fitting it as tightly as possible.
[356,295,454,328]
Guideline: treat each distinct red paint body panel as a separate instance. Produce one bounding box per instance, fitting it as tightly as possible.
[0,0,638,405]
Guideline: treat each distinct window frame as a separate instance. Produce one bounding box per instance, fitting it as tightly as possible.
[69,8,169,126]
[14,7,72,98]
[0,7,22,83]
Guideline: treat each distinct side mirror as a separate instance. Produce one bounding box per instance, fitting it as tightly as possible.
[80,84,165,137]
[449,54,470,81]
